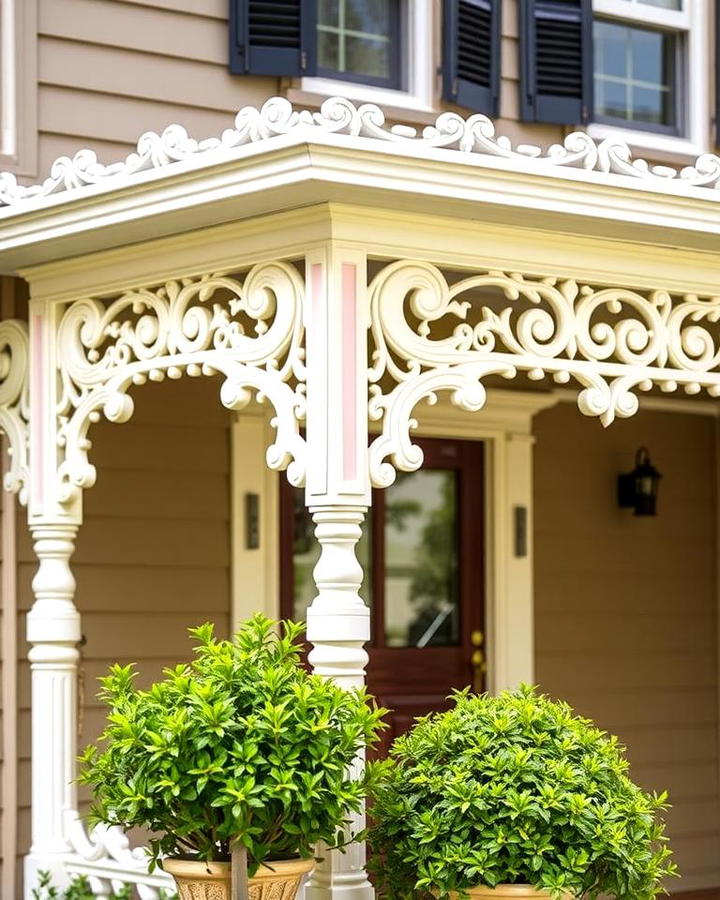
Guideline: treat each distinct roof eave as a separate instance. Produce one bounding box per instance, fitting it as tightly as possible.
[2,131,720,275]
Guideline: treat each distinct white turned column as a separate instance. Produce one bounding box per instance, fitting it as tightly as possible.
[305,506,373,900]
[304,245,373,900]
[24,524,81,891]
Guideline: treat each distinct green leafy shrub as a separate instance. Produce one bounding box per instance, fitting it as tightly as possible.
[31,871,168,900]
[366,685,676,899]
[80,615,385,873]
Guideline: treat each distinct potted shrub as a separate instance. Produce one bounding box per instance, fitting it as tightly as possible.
[80,614,385,900]
[366,685,676,899]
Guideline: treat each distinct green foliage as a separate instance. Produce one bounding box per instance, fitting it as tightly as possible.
[79,615,385,872]
[366,685,676,899]
[31,871,165,900]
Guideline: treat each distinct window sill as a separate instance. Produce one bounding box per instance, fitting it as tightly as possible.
[293,77,436,116]
[586,122,707,166]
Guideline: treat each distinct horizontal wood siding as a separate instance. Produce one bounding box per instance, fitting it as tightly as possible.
[15,376,232,894]
[533,403,720,891]
[36,0,274,176]
[30,0,573,180]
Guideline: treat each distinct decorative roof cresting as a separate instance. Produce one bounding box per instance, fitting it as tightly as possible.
[3,96,720,209]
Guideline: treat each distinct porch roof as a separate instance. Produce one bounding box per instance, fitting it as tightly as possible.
[2,97,720,274]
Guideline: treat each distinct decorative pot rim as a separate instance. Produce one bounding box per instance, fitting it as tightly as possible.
[162,856,315,880]
[459,887,565,898]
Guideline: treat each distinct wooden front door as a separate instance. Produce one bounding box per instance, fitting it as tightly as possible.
[280,437,485,745]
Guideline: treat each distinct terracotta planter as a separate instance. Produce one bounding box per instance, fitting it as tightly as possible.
[162,856,314,900]
[457,887,569,899]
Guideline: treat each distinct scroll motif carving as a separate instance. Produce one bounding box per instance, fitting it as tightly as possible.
[368,260,720,486]
[56,262,306,506]
[65,811,174,899]
[0,319,29,501]
[3,96,720,207]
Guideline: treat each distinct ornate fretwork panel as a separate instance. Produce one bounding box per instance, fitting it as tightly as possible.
[0,319,29,501]
[368,260,720,486]
[55,262,306,508]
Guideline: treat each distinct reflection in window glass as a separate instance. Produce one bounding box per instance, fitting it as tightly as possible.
[594,20,676,128]
[637,0,681,8]
[384,471,459,648]
[317,0,398,86]
[290,489,371,623]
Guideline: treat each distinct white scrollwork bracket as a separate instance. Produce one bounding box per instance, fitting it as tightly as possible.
[55,261,306,508]
[368,260,720,486]
[0,319,30,502]
[65,810,174,899]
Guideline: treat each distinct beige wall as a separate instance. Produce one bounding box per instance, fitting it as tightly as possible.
[14,375,233,894]
[29,0,585,180]
[533,402,720,891]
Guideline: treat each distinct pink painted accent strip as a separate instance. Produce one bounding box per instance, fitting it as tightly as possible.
[310,263,328,495]
[30,315,44,509]
[341,263,358,482]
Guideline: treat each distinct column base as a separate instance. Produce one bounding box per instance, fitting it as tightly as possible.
[24,851,71,900]
[305,869,375,900]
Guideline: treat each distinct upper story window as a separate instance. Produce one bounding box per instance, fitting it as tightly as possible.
[316,0,401,89]
[519,0,708,154]
[229,1,479,117]
[593,0,690,136]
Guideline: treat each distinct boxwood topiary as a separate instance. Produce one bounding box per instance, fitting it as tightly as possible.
[366,685,676,899]
[79,614,385,873]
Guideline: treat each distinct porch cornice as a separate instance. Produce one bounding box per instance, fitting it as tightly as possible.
[3,98,720,274]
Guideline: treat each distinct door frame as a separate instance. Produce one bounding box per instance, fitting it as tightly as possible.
[230,389,558,692]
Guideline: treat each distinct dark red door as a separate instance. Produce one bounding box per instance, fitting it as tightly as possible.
[280,437,485,746]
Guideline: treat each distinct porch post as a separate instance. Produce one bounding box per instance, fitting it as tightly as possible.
[303,245,373,900]
[24,302,83,894]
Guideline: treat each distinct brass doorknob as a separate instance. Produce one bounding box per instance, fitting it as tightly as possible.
[470,630,486,693]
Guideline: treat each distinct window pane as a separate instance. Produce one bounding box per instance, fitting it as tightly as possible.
[633,85,671,124]
[345,0,391,32]
[290,489,371,622]
[316,0,398,86]
[317,29,340,72]
[384,471,459,648]
[631,28,670,84]
[594,20,676,128]
[638,0,681,9]
[319,0,340,27]
[345,35,390,79]
[596,78,628,120]
[595,21,628,79]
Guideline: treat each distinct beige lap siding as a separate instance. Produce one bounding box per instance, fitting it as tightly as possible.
[32,0,570,183]
[15,376,232,897]
[36,0,273,177]
[533,402,720,892]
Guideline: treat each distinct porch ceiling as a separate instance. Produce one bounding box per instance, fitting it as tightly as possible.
[2,98,720,273]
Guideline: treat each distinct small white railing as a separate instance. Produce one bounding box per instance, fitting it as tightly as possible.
[64,811,175,898]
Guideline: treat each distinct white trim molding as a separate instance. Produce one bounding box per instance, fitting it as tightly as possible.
[0,0,37,175]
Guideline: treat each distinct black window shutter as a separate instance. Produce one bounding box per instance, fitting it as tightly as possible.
[229,1,316,77]
[520,0,592,125]
[443,0,502,115]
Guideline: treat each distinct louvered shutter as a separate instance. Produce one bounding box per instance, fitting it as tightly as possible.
[229,0,316,77]
[519,0,592,124]
[442,0,502,114]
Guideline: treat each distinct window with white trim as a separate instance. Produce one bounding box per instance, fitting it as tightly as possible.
[315,0,401,89]
[593,0,690,135]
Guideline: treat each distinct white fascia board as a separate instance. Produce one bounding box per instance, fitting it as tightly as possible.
[3,130,720,274]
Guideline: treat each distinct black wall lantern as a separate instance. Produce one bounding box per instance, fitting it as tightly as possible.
[618,447,662,516]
